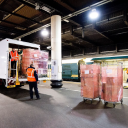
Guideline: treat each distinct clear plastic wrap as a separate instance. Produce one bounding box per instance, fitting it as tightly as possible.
[22,49,49,77]
[101,63,123,102]
[80,64,100,99]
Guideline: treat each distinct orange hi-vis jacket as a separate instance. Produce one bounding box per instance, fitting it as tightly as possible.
[127,69,128,74]
[10,51,19,61]
[27,68,36,82]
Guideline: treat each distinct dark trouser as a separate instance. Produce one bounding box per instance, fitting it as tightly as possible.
[29,82,40,99]
[11,61,16,77]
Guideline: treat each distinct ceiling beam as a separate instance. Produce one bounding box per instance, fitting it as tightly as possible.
[34,0,82,26]
[16,0,50,15]
[68,19,81,26]
[92,23,113,42]
[79,1,128,26]
[73,32,97,46]
[14,0,113,39]
[101,27,128,33]
[0,4,28,31]
[1,4,25,21]
[54,0,75,12]
[0,25,23,34]
[101,1,128,16]
[0,0,5,5]
[0,19,27,29]
[0,8,43,25]
[16,0,81,30]
[70,26,97,46]
[62,43,76,50]
[110,31,128,36]
[124,21,128,27]
[33,0,70,15]
[123,10,128,27]
[62,41,77,48]
[62,0,113,20]
[62,39,84,49]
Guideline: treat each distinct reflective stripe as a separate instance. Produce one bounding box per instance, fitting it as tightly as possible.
[28,76,35,78]
[27,68,36,82]
[31,69,34,77]
[10,51,19,61]
[27,69,34,77]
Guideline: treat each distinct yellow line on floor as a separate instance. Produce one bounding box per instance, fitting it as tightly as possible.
[63,81,81,84]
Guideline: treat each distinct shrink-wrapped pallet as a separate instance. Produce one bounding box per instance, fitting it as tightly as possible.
[80,64,100,99]
[22,49,48,77]
[101,64,123,103]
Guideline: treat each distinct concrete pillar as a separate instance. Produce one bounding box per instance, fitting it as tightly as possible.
[50,15,63,87]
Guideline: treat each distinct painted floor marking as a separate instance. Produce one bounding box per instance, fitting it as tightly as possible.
[59,87,80,92]
[63,81,81,84]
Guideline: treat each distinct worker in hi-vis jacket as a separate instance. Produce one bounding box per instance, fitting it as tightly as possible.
[26,63,40,100]
[9,48,20,77]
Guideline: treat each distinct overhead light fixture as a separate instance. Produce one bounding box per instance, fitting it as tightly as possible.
[41,28,49,36]
[89,9,99,20]
[63,19,69,23]
[41,6,51,13]
[68,14,72,17]
[47,46,52,50]
[35,3,40,10]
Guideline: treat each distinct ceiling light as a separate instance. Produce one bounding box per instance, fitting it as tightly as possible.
[89,9,99,20]
[35,3,40,10]
[41,28,49,36]
[47,46,52,50]
[68,14,72,17]
[41,6,51,13]
[63,19,69,23]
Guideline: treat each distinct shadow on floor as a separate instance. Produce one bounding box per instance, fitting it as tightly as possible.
[0,86,56,111]
[0,86,53,103]
[72,100,104,110]
[0,87,30,99]
[68,101,103,120]
[69,100,128,126]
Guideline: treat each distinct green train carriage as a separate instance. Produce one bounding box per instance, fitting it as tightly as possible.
[48,59,86,81]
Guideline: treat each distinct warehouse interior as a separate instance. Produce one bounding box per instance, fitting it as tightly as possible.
[0,0,128,128]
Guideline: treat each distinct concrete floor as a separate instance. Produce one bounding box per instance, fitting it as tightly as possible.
[0,81,128,128]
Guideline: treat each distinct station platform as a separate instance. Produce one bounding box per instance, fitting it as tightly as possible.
[0,81,128,128]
